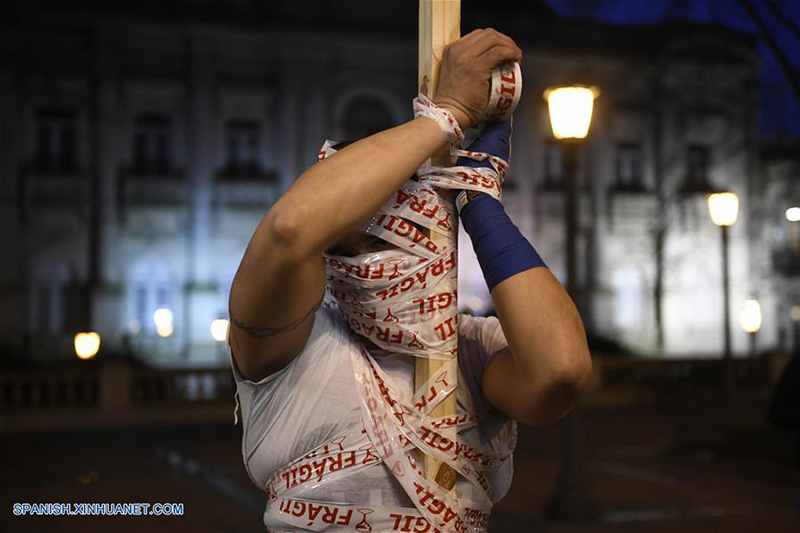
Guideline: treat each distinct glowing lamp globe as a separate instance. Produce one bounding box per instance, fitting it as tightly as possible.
[707,192,739,227]
[543,85,600,140]
[75,332,101,360]
[739,299,762,334]
[786,207,800,222]
[210,318,229,342]
[153,307,174,338]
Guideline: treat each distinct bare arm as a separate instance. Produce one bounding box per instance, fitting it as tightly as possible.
[482,268,593,426]
[229,29,523,382]
[228,118,449,381]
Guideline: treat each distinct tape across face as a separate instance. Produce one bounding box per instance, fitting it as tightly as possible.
[318,135,506,359]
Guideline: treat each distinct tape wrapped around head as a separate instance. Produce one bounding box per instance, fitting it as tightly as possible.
[318,132,509,359]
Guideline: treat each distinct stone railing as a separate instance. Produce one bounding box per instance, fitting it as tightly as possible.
[0,363,235,433]
[1,354,790,433]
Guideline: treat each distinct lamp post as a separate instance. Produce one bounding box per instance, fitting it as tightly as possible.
[543,84,600,522]
[210,317,229,362]
[707,192,739,405]
[786,206,800,255]
[739,298,762,405]
[739,298,762,359]
[790,305,800,355]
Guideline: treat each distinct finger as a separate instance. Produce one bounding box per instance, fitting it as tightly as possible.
[479,30,522,63]
[463,28,504,57]
[458,28,486,43]
[479,44,522,68]
[442,29,482,59]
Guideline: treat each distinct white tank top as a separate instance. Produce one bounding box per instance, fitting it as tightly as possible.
[228,301,517,530]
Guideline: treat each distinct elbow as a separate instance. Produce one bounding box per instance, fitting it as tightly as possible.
[260,202,318,260]
[553,341,593,393]
[517,343,593,427]
[266,203,305,246]
[530,333,593,394]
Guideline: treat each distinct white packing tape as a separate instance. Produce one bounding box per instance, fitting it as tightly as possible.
[484,61,522,121]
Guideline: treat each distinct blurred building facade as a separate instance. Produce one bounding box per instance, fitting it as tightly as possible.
[0,0,794,365]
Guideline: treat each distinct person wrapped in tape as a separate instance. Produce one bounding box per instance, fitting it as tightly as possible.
[228,28,592,533]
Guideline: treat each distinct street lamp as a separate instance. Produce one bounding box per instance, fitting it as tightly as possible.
[739,298,762,359]
[707,191,739,405]
[786,206,800,254]
[544,86,600,141]
[543,85,600,296]
[74,331,101,360]
[543,83,600,522]
[210,318,229,342]
[153,307,174,338]
[211,317,229,363]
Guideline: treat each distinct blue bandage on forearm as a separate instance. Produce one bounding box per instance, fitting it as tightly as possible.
[456,118,545,290]
[459,194,547,291]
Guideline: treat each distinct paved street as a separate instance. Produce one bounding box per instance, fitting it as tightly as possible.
[2,408,798,532]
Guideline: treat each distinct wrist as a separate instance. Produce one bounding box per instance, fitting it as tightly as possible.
[434,101,471,131]
[413,94,464,143]
[455,189,487,215]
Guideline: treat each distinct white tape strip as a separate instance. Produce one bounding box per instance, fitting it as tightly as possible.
[484,61,522,121]
[414,94,464,142]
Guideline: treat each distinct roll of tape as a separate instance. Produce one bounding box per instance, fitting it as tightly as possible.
[484,61,522,120]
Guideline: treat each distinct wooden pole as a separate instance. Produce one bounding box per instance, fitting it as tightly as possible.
[416,0,460,492]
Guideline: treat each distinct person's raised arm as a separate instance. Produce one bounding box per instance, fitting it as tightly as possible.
[454,119,592,426]
[228,29,522,382]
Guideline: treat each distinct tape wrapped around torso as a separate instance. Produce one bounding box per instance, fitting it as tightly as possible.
[228,303,516,532]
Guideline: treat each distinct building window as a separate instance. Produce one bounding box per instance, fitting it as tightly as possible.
[615,143,644,190]
[133,114,172,174]
[225,120,260,176]
[33,284,59,333]
[684,145,711,191]
[35,109,77,174]
[342,97,394,140]
[544,141,563,187]
[134,285,148,330]
[29,263,71,335]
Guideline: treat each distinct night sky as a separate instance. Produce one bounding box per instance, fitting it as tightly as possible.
[543,0,800,137]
